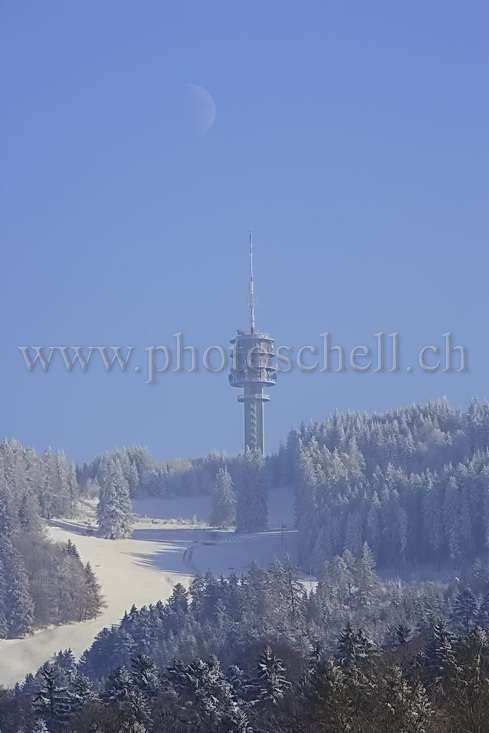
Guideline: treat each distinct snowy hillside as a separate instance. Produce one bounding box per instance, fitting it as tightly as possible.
[0,486,297,687]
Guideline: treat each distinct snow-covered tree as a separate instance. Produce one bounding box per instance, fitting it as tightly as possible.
[33,663,71,722]
[451,589,478,633]
[0,536,34,637]
[235,450,267,532]
[255,645,290,703]
[209,467,236,527]
[97,458,133,538]
[30,720,51,733]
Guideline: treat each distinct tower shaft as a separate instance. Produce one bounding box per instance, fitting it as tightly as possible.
[242,384,265,453]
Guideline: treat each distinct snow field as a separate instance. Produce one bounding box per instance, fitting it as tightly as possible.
[0,486,298,687]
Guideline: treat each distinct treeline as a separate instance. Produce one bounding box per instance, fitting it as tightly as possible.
[273,398,489,572]
[0,441,103,637]
[78,447,234,499]
[4,628,489,733]
[4,555,489,732]
[86,400,489,565]
[1,535,103,637]
[77,552,489,680]
[0,439,79,524]
[92,447,270,537]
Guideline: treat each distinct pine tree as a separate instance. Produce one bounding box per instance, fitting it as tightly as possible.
[373,666,433,733]
[228,664,260,704]
[18,492,40,531]
[0,535,34,637]
[22,672,38,698]
[103,665,133,702]
[451,589,478,633]
[423,619,457,690]
[70,673,94,713]
[67,463,78,518]
[366,492,382,558]
[344,511,363,556]
[328,554,354,604]
[33,663,71,722]
[97,458,133,539]
[82,562,104,620]
[209,467,236,527]
[356,542,381,606]
[394,623,413,647]
[268,557,306,624]
[468,558,489,596]
[447,627,489,732]
[30,721,51,733]
[65,539,80,559]
[192,656,248,730]
[51,648,77,684]
[167,583,189,614]
[125,688,153,728]
[255,645,290,703]
[335,623,376,668]
[131,653,160,696]
[444,476,461,563]
[478,590,489,628]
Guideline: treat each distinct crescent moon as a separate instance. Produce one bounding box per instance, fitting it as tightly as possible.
[184,83,216,136]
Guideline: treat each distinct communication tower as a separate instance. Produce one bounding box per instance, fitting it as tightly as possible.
[229,231,276,453]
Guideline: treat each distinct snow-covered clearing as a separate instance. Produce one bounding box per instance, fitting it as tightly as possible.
[134,487,300,577]
[132,494,211,521]
[0,487,298,688]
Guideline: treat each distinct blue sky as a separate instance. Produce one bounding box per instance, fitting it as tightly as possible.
[1,1,487,464]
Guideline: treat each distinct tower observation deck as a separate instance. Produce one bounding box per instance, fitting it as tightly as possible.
[229,231,276,454]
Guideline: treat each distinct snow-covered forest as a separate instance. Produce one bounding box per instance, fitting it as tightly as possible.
[2,398,489,732]
[0,442,103,638]
[287,398,489,572]
[92,398,489,570]
[3,559,489,732]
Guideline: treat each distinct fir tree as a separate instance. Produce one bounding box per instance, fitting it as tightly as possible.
[209,467,236,527]
[335,624,377,668]
[191,656,248,730]
[64,539,80,559]
[423,619,457,690]
[97,458,133,539]
[444,476,461,563]
[167,583,189,614]
[451,588,478,632]
[103,665,133,702]
[255,645,290,703]
[33,663,71,722]
[131,653,160,696]
[71,673,94,713]
[235,450,267,532]
[394,623,413,647]
[30,721,51,733]
[82,562,104,620]
[0,536,34,637]
[478,590,489,628]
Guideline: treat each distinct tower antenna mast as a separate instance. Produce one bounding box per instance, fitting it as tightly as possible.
[248,229,256,334]
[230,230,276,454]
